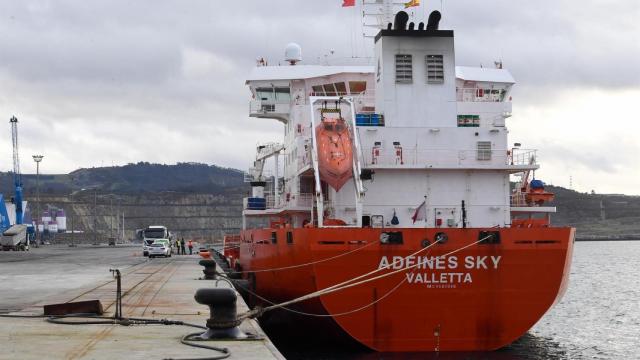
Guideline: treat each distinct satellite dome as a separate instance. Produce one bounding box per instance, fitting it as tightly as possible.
[285,43,302,65]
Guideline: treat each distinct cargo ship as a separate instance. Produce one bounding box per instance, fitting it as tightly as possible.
[225,5,574,352]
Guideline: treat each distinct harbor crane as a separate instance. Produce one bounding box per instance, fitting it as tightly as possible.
[10,116,23,225]
[0,116,30,250]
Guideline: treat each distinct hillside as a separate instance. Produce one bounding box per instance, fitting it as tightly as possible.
[544,185,640,239]
[1,163,639,241]
[0,162,245,195]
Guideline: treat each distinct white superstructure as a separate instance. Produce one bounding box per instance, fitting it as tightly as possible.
[243,10,552,231]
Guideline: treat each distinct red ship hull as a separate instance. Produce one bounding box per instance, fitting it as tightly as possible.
[235,226,574,352]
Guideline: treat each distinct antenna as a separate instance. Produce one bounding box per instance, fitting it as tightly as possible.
[284,43,302,65]
[361,0,423,37]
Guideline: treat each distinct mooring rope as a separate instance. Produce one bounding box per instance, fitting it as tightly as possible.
[218,253,423,318]
[230,239,380,274]
[238,235,490,320]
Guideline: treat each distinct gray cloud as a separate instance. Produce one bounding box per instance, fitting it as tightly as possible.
[0,0,638,195]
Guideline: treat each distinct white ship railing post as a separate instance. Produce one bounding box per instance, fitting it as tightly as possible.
[345,97,365,227]
[274,153,280,208]
[308,96,324,227]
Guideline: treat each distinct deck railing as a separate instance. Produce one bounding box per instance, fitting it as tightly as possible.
[264,193,314,210]
[456,87,508,102]
[307,91,375,114]
[249,100,290,115]
[362,147,537,167]
[510,193,528,206]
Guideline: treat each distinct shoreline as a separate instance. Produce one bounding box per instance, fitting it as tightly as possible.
[575,237,640,242]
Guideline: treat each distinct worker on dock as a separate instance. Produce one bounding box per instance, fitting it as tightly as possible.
[181,237,186,255]
[188,239,193,255]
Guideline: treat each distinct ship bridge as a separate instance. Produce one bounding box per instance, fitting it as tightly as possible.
[246,65,373,123]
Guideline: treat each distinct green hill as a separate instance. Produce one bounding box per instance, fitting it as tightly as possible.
[545,185,640,239]
[0,162,245,195]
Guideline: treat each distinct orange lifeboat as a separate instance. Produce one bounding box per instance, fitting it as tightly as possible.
[524,179,555,205]
[316,116,353,191]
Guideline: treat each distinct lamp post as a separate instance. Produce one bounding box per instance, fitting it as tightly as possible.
[32,155,44,246]
[70,187,97,246]
[69,190,76,247]
[93,188,98,245]
[68,189,82,247]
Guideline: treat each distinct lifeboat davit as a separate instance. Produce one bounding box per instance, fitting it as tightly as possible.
[316,116,353,191]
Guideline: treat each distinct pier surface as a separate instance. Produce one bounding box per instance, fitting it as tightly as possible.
[0,245,283,360]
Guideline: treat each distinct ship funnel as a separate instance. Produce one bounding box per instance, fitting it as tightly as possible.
[393,11,409,30]
[426,10,441,30]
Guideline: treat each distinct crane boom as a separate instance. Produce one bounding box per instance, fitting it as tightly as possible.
[10,116,23,225]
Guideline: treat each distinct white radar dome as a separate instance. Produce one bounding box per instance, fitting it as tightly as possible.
[285,43,302,65]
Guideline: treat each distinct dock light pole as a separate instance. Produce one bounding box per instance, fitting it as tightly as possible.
[32,155,44,246]
[68,189,82,247]
[69,191,75,247]
[93,188,98,245]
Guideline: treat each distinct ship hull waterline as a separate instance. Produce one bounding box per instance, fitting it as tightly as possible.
[237,226,575,352]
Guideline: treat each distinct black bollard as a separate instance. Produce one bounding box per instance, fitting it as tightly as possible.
[194,288,246,339]
[199,259,217,280]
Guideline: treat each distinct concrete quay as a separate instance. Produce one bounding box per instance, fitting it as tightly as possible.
[0,245,283,360]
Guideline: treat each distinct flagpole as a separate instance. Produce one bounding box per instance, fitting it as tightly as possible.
[424,195,428,228]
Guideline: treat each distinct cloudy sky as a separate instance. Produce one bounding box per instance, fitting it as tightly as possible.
[0,0,638,194]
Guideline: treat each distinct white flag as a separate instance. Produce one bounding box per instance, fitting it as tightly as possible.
[412,200,426,223]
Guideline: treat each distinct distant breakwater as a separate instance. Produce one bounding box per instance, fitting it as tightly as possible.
[575,234,640,241]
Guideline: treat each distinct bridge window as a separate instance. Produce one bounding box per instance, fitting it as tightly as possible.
[349,81,367,94]
[395,54,413,84]
[323,84,337,96]
[334,82,347,95]
[476,141,492,161]
[426,55,444,84]
[256,88,275,102]
[312,85,324,95]
[274,87,291,102]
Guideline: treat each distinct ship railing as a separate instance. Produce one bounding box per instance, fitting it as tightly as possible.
[352,92,376,113]
[307,91,375,114]
[264,193,314,210]
[456,87,508,103]
[510,193,528,207]
[249,99,290,115]
[264,194,276,209]
[510,149,537,166]
[243,169,273,182]
[363,147,537,167]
